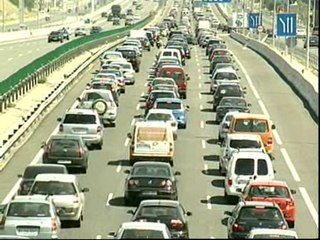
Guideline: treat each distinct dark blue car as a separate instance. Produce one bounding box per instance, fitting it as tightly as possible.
[153,98,189,129]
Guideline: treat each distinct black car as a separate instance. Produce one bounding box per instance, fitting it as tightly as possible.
[42,134,89,173]
[129,200,192,239]
[226,201,289,239]
[90,26,102,34]
[17,164,68,195]
[304,35,319,48]
[101,12,108,18]
[123,162,181,205]
[115,49,141,72]
[205,39,224,56]
[215,97,251,123]
[209,55,234,74]
[212,83,246,111]
[48,31,63,43]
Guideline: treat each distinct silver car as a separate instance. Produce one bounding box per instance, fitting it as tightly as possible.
[0,195,60,239]
[57,108,104,149]
[76,89,117,127]
[28,174,89,228]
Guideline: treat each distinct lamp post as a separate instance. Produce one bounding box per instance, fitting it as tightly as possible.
[272,0,276,48]
[306,0,311,69]
[258,0,263,41]
[2,0,4,32]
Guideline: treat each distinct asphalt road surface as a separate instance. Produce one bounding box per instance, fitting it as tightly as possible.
[0,0,157,81]
[0,17,318,240]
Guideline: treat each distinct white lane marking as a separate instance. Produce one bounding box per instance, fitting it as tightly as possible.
[144,82,149,87]
[106,193,114,206]
[210,237,215,239]
[200,121,204,128]
[272,130,283,145]
[96,235,102,239]
[18,53,23,57]
[206,195,212,209]
[131,119,135,126]
[197,62,200,67]
[280,148,301,182]
[27,50,32,54]
[8,57,13,61]
[124,137,130,147]
[199,75,202,80]
[200,104,203,110]
[116,164,122,173]
[198,83,202,88]
[197,69,201,73]
[201,140,206,149]
[299,187,319,228]
[204,163,208,172]
[258,100,270,118]
[136,103,140,110]
[198,92,202,99]
[140,92,144,96]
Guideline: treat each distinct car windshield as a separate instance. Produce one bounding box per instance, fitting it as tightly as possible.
[229,139,261,149]
[136,206,180,219]
[137,127,167,141]
[152,92,175,99]
[249,186,290,198]
[220,98,245,107]
[23,166,66,179]
[239,206,283,221]
[156,102,181,110]
[30,181,76,195]
[215,72,238,80]
[235,158,254,175]
[50,139,80,152]
[63,114,97,124]
[234,119,268,133]
[159,71,183,82]
[120,229,164,239]
[217,86,242,96]
[7,202,50,218]
[119,50,136,58]
[132,166,170,177]
[147,113,172,121]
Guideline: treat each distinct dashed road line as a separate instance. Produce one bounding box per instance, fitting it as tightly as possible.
[280,148,300,182]
[200,104,203,110]
[131,119,135,126]
[200,121,204,128]
[18,53,23,57]
[140,92,145,96]
[198,92,202,99]
[198,83,202,88]
[272,129,283,145]
[299,187,318,228]
[8,57,13,61]
[197,69,201,73]
[106,193,114,206]
[96,235,102,239]
[199,75,202,80]
[206,195,212,209]
[136,103,140,110]
[258,100,270,118]
[124,138,130,147]
[27,50,32,54]
[116,164,122,173]
[201,140,206,149]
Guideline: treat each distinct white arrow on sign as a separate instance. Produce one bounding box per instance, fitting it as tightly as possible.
[279,16,294,34]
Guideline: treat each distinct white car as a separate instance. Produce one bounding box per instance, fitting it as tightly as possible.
[108,222,172,239]
[219,133,265,175]
[29,174,89,227]
[145,109,178,140]
[111,61,135,85]
[247,228,298,238]
[218,111,240,141]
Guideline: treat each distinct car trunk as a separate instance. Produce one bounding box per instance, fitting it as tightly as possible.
[5,217,48,237]
[236,219,284,233]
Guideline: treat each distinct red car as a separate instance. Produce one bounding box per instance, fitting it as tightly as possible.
[240,180,296,228]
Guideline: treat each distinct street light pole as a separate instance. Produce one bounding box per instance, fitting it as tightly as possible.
[313,0,316,28]
[272,0,276,48]
[2,0,4,32]
[258,0,263,41]
[306,0,311,69]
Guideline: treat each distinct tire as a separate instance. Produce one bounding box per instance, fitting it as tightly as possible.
[73,217,81,228]
[135,67,140,73]
[288,221,295,228]
[169,160,173,166]
[82,166,87,174]
[92,99,108,115]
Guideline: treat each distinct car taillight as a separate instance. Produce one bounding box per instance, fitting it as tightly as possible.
[128,179,139,186]
[170,219,184,229]
[245,197,252,201]
[279,224,288,230]
[51,217,58,232]
[227,178,232,186]
[287,200,294,207]
[59,124,63,133]
[97,126,102,134]
[160,180,172,188]
[171,122,176,127]
[232,223,245,232]
[73,194,80,203]
[267,137,273,145]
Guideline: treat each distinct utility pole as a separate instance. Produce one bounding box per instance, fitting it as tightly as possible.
[2,0,4,32]
[19,0,24,26]
[306,0,311,69]
[272,0,276,48]
[258,0,263,41]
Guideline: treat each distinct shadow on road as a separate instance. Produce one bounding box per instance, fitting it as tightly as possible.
[206,138,220,145]
[107,159,131,167]
[211,179,225,188]
[201,168,221,176]
[203,155,219,161]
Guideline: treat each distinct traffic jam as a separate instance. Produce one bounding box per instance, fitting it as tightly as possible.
[0,0,300,239]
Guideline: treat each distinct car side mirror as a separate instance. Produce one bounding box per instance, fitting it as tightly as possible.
[57,117,62,122]
[247,103,251,107]
[124,169,130,174]
[271,124,276,130]
[76,97,82,102]
[238,76,241,79]
[236,68,239,71]
[17,174,23,178]
[108,232,116,237]
[274,170,277,173]
[224,210,232,216]
[127,133,132,139]
[40,141,46,148]
[127,209,135,215]
[290,189,296,194]
[81,187,89,192]
[186,211,192,216]
[174,171,181,176]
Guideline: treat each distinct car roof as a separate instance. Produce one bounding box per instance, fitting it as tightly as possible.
[132,161,171,168]
[247,180,289,187]
[226,133,263,141]
[147,109,175,115]
[248,228,298,237]
[139,199,180,207]
[34,173,76,182]
[65,108,97,115]
[155,98,182,103]
[120,221,168,230]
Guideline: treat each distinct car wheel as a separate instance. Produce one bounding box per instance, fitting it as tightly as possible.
[181,124,187,129]
[73,217,81,228]
[136,67,140,73]
[67,37,69,40]
[121,88,126,94]
[111,122,116,127]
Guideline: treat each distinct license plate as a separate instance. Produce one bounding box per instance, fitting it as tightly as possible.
[142,191,157,196]
[73,128,87,133]
[17,229,38,237]
[137,143,150,150]
[58,160,72,164]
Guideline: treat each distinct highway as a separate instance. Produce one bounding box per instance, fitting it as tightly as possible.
[0,0,157,81]
[0,1,318,238]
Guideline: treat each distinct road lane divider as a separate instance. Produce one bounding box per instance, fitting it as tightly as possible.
[198,92,202,99]
[136,103,140,110]
[116,164,122,173]
[131,119,136,126]
[280,148,301,182]
[124,138,130,147]
[106,193,114,206]
[202,140,206,149]
[299,187,319,228]
[200,121,204,129]
[206,195,212,210]
[96,235,102,239]
[198,83,202,88]
[200,104,203,110]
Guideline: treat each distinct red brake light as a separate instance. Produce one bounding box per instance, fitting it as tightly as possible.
[232,223,245,232]
[51,218,58,232]
[228,178,232,186]
[170,219,184,229]
[267,137,273,144]
[97,126,102,134]
[279,224,288,230]
[171,122,176,127]
[287,200,294,207]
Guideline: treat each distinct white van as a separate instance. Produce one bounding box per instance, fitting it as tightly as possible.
[224,150,275,203]
[127,121,174,166]
[158,49,183,66]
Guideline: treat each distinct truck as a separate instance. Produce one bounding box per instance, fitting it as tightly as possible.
[197,19,211,31]
[111,4,121,18]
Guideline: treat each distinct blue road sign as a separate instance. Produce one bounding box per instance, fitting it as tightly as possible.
[276,13,297,37]
[248,13,261,29]
[201,0,232,3]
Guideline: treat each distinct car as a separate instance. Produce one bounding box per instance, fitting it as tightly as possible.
[48,31,63,43]
[209,55,234,74]
[212,83,246,111]
[74,27,87,37]
[145,90,179,116]
[115,47,141,72]
[17,164,68,196]
[129,200,192,238]
[100,68,125,93]
[241,180,296,228]
[219,133,265,175]
[145,109,178,140]
[215,96,251,123]
[41,134,89,173]
[90,26,102,34]
[210,68,241,94]
[28,174,89,227]
[304,35,319,48]
[111,61,135,85]
[147,78,178,94]
[123,162,180,204]
[59,28,70,40]
[296,28,306,38]
[112,17,120,25]
[210,63,238,78]
[76,89,118,127]
[57,108,104,150]
[225,201,289,239]
[125,17,134,26]
[153,98,189,129]
[247,228,298,238]
[0,195,61,239]
[108,222,172,239]
[218,111,240,141]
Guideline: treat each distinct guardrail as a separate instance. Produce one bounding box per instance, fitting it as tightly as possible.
[0,0,170,166]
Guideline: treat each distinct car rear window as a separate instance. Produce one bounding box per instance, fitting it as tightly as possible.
[220,98,245,107]
[215,72,237,80]
[235,158,254,175]
[83,92,111,102]
[257,159,268,175]
[249,185,290,198]
[31,181,76,195]
[239,206,283,221]
[138,206,180,219]
[132,166,170,177]
[50,139,80,151]
[118,50,136,57]
[121,229,164,239]
[234,119,268,133]
[63,114,97,124]
[23,166,67,179]
[147,113,172,121]
[159,71,183,82]
[7,202,51,217]
[152,92,175,99]
[156,102,181,110]
[229,139,261,149]
[137,127,167,141]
